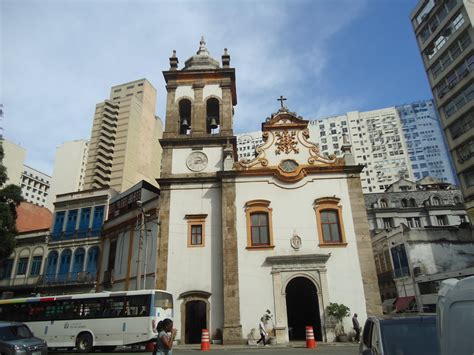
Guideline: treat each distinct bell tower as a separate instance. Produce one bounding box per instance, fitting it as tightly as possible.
[157,38,243,344]
[162,39,236,141]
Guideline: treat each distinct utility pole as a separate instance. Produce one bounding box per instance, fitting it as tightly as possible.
[136,201,145,290]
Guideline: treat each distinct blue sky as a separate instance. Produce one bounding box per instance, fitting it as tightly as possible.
[1,0,431,175]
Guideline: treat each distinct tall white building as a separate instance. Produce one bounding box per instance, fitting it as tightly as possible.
[20,165,51,208]
[346,108,414,193]
[236,131,264,160]
[397,100,457,184]
[48,139,89,209]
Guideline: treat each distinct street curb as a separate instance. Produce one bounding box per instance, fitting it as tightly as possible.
[173,342,359,351]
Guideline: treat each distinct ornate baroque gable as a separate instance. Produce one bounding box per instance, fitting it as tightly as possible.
[234,107,345,182]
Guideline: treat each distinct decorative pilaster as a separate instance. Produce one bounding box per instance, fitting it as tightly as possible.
[220,80,233,136]
[347,176,383,316]
[221,177,243,344]
[192,83,205,136]
[163,83,178,139]
[155,187,171,290]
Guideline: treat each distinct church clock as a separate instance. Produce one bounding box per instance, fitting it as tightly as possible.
[186,151,208,172]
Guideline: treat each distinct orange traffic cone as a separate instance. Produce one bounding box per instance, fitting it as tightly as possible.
[306,326,316,349]
[201,328,211,351]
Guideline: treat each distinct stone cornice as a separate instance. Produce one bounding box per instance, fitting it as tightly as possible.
[265,254,330,271]
[160,135,237,147]
[157,174,220,186]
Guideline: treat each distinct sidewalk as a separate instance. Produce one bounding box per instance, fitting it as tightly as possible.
[173,341,359,351]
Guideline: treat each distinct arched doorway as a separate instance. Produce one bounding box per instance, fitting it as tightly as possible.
[185,300,207,344]
[285,277,322,341]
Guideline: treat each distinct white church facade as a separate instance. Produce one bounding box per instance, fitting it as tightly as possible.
[155,38,382,345]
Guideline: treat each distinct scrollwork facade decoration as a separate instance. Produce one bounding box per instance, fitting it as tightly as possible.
[275,130,299,155]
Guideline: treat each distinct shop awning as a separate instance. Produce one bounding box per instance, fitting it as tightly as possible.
[395,296,416,312]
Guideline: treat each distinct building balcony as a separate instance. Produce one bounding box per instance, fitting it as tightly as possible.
[37,271,96,287]
[50,228,102,242]
[0,275,40,289]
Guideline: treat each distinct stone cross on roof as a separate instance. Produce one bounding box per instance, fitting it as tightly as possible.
[277,95,287,108]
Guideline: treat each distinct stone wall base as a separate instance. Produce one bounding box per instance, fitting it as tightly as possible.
[223,324,244,345]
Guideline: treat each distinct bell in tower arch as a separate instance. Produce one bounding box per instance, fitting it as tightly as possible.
[208,117,218,129]
[206,98,220,134]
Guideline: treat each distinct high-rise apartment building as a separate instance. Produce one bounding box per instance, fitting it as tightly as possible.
[47,139,89,209]
[397,100,457,183]
[237,101,456,193]
[83,79,163,193]
[347,108,414,193]
[411,0,474,220]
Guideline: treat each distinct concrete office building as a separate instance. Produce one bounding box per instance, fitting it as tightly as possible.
[83,79,163,193]
[397,100,457,184]
[2,139,51,209]
[20,165,51,209]
[48,139,89,209]
[411,0,474,220]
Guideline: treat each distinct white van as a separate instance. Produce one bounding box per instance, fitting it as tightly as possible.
[437,276,474,355]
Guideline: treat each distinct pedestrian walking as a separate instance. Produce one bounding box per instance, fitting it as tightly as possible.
[153,318,177,355]
[257,317,268,346]
[352,313,360,343]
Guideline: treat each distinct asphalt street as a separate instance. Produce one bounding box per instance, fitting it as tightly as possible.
[51,343,359,355]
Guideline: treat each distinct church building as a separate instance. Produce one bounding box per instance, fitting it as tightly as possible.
[156,38,381,344]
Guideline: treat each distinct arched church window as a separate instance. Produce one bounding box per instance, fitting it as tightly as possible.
[314,197,347,247]
[432,196,441,205]
[245,200,274,249]
[206,98,220,134]
[401,199,408,208]
[179,99,192,135]
[409,198,417,207]
[380,199,388,208]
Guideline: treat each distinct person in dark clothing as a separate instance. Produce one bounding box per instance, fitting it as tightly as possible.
[352,313,360,343]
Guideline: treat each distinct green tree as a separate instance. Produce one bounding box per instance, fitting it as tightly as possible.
[0,141,23,261]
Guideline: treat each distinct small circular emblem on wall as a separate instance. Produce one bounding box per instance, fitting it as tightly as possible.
[290,233,302,250]
[186,151,208,172]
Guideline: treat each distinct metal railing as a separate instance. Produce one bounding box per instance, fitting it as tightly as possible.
[37,271,96,286]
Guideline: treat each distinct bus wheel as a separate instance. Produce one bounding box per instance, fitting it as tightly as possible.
[76,332,93,352]
[97,346,116,352]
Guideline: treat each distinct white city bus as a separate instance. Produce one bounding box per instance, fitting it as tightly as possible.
[0,289,173,352]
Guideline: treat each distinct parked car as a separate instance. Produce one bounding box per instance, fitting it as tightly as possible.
[437,277,474,355]
[359,314,440,355]
[0,322,48,355]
